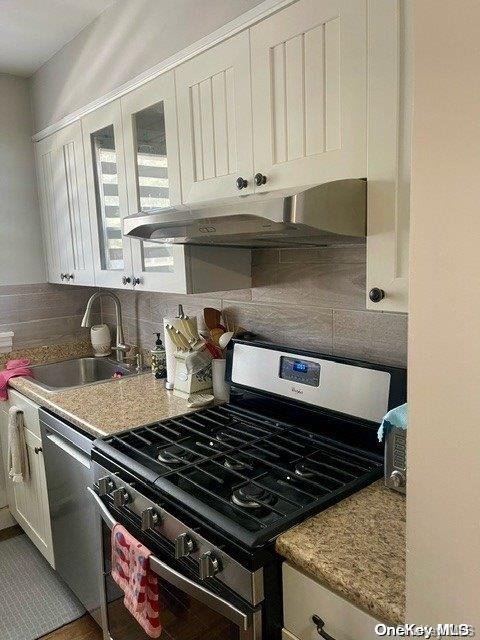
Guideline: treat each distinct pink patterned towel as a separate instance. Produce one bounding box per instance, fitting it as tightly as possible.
[111,523,162,638]
[0,359,32,401]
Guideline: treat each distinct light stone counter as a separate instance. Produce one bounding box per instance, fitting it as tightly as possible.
[276,480,406,625]
[9,373,193,438]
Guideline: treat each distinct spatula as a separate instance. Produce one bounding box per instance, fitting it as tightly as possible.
[203,307,221,330]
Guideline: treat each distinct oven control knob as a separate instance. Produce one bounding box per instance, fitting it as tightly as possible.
[199,551,222,580]
[390,470,406,488]
[141,507,160,531]
[98,476,115,496]
[174,533,195,559]
[112,488,131,508]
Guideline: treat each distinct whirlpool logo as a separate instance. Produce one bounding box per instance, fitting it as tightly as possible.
[291,387,304,395]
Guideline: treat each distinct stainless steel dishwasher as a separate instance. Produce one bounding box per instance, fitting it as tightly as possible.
[40,409,102,625]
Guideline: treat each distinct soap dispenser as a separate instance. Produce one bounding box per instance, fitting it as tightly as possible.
[151,333,167,379]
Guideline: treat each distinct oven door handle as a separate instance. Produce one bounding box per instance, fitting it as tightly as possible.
[87,487,253,631]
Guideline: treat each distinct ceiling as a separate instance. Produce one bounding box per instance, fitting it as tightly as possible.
[0,0,118,76]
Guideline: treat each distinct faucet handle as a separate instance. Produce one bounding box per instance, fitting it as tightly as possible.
[135,352,144,372]
[113,344,130,354]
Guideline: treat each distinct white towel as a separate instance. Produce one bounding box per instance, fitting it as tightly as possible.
[8,406,30,483]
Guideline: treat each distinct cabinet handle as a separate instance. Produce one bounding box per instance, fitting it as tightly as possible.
[122,276,131,286]
[132,277,141,287]
[312,615,337,640]
[369,287,386,303]
[254,172,267,186]
[60,273,66,281]
[34,447,43,455]
[236,177,248,190]
[69,273,74,281]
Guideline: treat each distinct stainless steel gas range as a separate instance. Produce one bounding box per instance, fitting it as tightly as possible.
[89,341,407,640]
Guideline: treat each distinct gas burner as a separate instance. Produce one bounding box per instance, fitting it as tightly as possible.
[157,446,195,466]
[294,461,317,479]
[215,429,235,444]
[224,457,247,471]
[231,483,276,510]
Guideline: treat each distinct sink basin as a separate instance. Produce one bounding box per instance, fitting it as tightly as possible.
[29,357,139,391]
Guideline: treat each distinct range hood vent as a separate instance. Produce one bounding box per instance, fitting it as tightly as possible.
[123,179,366,248]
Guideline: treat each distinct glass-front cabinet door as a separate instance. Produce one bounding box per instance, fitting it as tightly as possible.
[122,71,189,293]
[82,100,134,289]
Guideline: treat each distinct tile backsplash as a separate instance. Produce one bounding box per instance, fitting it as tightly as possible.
[0,246,406,367]
[0,283,100,349]
[101,245,408,367]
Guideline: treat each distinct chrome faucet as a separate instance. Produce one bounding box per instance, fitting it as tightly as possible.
[81,292,129,362]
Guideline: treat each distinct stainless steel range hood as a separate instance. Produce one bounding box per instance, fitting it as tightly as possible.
[123,179,366,248]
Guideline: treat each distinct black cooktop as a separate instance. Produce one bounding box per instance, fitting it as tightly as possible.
[93,399,383,548]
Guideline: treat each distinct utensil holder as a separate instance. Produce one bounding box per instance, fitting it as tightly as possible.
[212,359,230,402]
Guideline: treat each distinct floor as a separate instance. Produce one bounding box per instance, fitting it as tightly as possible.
[39,615,102,640]
[1,526,103,640]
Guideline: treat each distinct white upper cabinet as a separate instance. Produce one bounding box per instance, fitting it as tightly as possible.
[35,121,94,286]
[250,0,367,193]
[366,0,411,312]
[176,31,254,203]
[82,100,134,289]
[121,72,191,293]
[33,0,409,304]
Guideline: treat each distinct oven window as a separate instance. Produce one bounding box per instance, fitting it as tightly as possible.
[102,522,240,640]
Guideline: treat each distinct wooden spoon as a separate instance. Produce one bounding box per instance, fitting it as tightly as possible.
[203,307,221,330]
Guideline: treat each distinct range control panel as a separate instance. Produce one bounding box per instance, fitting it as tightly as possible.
[279,356,321,387]
[231,342,392,423]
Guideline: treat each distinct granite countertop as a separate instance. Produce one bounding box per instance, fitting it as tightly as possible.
[9,373,193,438]
[276,480,406,625]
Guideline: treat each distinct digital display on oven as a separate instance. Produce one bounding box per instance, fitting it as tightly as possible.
[279,356,321,387]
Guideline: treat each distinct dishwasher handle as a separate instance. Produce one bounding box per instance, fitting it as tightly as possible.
[45,431,90,469]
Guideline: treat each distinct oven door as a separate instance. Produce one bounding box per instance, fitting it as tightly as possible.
[88,488,262,640]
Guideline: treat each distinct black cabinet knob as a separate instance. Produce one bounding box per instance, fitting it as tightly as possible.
[132,277,141,286]
[369,287,386,303]
[254,172,267,186]
[122,276,131,286]
[236,177,248,190]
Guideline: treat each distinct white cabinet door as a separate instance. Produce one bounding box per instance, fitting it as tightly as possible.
[176,30,254,203]
[35,121,95,285]
[83,100,134,289]
[283,563,381,640]
[366,0,411,312]
[12,428,54,567]
[250,0,367,193]
[121,72,190,293]
[5,391,54,567]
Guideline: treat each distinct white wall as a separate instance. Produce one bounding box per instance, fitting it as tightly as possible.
[30,0,265,132]
[407,0,480,627]
[0,74,45,285]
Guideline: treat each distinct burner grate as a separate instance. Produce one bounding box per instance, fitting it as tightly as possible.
[99,404,383,544]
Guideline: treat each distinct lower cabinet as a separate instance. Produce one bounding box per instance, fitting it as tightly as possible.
[282,563,381,640]
[0,390,54,567]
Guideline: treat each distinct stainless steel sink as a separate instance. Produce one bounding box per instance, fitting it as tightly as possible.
[29,357,140,391]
